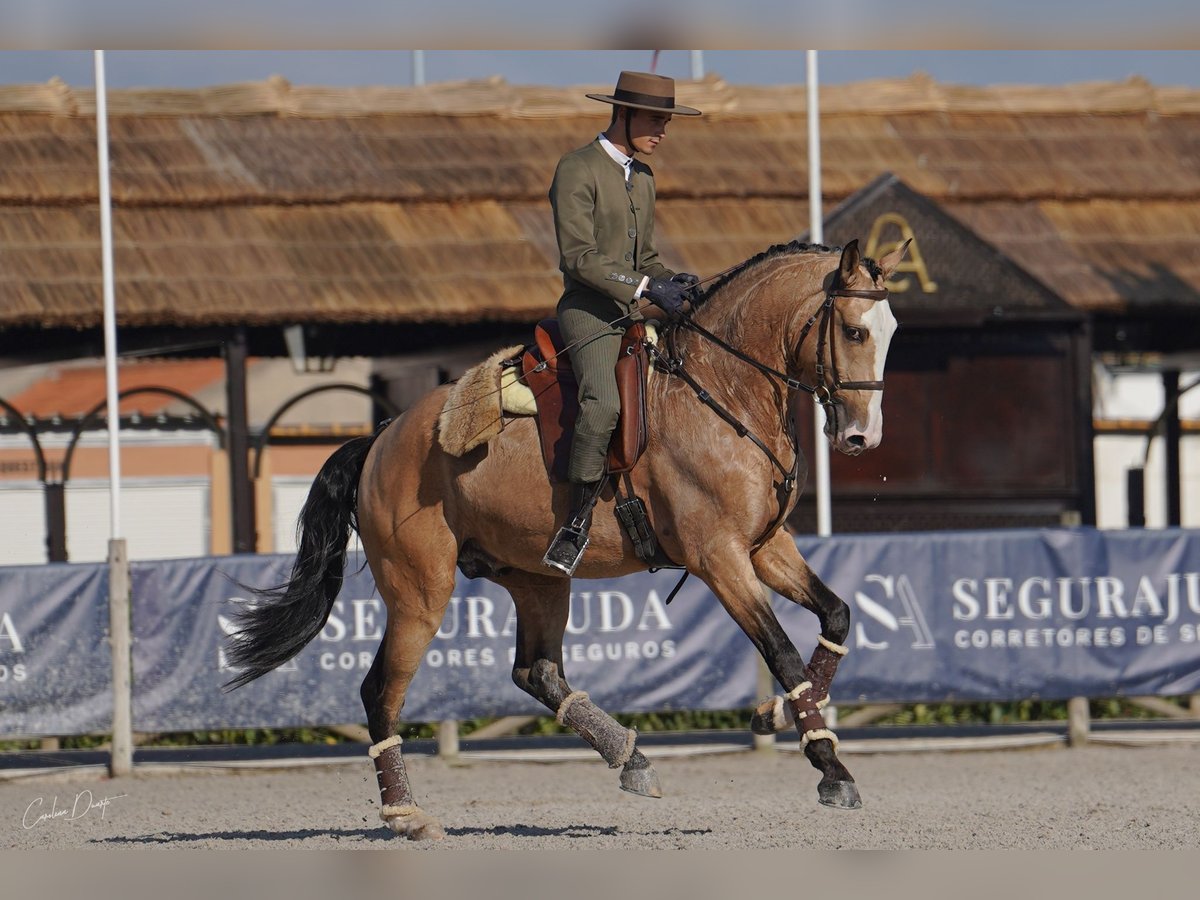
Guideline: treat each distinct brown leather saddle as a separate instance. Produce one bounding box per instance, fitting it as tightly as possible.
[520,319,650,483]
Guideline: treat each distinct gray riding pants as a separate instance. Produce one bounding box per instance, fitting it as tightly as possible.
[557,297,626,484]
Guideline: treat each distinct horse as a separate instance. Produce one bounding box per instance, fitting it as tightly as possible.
[225,237,908,841]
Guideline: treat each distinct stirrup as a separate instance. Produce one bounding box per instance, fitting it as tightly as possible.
[543,524,590,576]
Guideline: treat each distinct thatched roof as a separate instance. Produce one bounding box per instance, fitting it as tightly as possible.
[2,73,1198,332]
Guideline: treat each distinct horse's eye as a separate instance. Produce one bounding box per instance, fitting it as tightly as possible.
[843,325,866,343]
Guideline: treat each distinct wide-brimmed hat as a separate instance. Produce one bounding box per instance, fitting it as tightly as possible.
[586,71,701,116]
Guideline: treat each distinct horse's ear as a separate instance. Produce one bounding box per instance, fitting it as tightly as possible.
[838,239,861,284]
[877,238,912,280]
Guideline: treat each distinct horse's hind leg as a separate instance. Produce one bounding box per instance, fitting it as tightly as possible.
[498,570,663,798]
[698,539,860,810]
[359,545,458,841]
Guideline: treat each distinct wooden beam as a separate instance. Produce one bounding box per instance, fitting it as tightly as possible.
[1127,696,1193,719]
[835,704,904,728]
[463,716,539,741]
[224,326,256,554]
[328,724,370,743]
[1068,696,1090,746]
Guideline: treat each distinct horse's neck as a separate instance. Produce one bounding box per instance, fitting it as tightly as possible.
[659,255,821,440]
[690,254,821,369]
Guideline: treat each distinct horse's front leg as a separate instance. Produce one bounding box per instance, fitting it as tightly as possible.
[749,529,851,737]
[696,538,861,810]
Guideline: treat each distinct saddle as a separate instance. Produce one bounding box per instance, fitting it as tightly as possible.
[520,319,650,483]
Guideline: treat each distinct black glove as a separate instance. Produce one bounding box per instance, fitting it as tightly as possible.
[670,272,700,289]
[643,278,689,318]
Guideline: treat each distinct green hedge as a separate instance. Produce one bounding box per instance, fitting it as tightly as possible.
[3,697,1192,751]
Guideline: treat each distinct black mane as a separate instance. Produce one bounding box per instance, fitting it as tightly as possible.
[694,240,882,308]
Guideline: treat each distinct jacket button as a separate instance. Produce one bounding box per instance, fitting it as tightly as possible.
[628,229,636,238]
[624,252,633,261]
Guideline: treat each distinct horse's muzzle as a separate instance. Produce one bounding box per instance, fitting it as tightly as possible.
[832,424,879,456]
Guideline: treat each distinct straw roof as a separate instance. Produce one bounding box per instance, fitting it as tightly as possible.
[1,73,1198,332]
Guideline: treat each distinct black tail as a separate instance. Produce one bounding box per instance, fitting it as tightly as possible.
[223,425,386,691]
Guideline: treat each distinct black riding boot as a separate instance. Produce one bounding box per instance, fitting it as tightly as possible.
[543,480,602,576]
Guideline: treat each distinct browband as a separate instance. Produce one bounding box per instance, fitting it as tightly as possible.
[829,287,889,301]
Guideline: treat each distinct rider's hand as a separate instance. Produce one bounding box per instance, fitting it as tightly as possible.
[670,272,700,290]
[643,278,689,319]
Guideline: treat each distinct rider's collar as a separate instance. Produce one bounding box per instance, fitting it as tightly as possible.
[597,134,633,181]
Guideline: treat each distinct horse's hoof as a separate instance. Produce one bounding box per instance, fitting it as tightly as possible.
[817,780,862,810]
[620,762,663,798]
[750,695,793,735]
[381,805,446,841]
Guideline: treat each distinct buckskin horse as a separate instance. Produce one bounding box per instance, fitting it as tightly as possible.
[225,237,908,840]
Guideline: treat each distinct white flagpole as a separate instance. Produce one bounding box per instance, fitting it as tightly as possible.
[96,50,122,538]
[807,50,832,538]
[95,49,132,777]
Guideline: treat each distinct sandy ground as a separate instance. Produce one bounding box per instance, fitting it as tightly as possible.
[3,740,1200,850]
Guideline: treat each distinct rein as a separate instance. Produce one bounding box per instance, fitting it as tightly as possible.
[649,280,890,548]
[684,285,890,404]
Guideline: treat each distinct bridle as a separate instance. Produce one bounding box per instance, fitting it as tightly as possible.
[682,282,890,414]
[646,276,891,548]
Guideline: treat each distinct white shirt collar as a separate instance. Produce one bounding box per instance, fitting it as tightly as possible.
[597,133,632,180]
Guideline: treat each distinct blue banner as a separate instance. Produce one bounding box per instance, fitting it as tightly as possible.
[2,528,1199,736]
[0,562,112,735]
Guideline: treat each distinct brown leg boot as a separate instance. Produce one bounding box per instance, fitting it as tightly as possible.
[543,480,601,576]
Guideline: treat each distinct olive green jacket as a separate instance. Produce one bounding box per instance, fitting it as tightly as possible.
[549,139,674,318]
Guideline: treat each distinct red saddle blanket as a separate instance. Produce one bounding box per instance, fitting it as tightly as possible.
[521,319,650,483]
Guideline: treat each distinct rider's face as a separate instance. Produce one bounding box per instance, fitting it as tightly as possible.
[625,109,672,155]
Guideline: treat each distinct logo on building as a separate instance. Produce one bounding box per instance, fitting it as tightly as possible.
[865,213,938,293]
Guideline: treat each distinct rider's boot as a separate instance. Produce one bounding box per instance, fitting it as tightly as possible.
[543,480,602,576]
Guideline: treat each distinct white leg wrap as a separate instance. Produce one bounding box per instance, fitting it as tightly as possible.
[817,635,849,656]
[368,735,403,759]
[379,804,420,821]
[556,690,590,725]
[614,727,637,769]
[800,728,839,752]
[767,695,790,730]
[785,681,814,701]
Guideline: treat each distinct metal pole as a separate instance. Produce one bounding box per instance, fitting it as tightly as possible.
[807,50,832,538]
[44,483,67,562]
[412,50,426,86]
[96,50,122,540]
[224,326,256,554]
[95,50,132,777]
[1163,370,1182,527]
[1126,467,1146,528]
[690,50,705,80]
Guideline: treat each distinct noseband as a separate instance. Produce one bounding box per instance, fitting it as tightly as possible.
[680,283,891,414]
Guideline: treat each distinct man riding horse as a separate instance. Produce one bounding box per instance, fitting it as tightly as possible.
[225,71,909,839]
[542,70,702,576]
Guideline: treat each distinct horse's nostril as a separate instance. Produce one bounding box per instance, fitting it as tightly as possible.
[847,435,866,448]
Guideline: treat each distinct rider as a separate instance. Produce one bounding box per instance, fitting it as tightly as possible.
[543,71,702,576]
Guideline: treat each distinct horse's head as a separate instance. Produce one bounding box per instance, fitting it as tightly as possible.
[807,239,907,456]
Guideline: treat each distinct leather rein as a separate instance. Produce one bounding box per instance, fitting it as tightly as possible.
[646,281,890,548]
